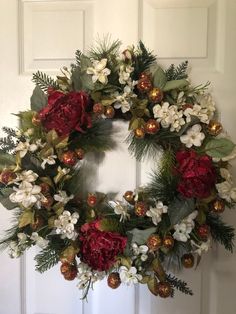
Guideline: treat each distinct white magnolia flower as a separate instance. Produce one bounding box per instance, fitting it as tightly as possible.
[153,102,185,132]
[15,140,38,158]
[17,233,28,245]
[215,168,236,202]
[180,124,205,148]
[30,232,49,249]
[54,210,79,240]
[191,238,211,256]
[146,201,168,225]
[87,58,111,84]
[77,262,105,290]
[110,201,130,222]
[118,64,134,84]
[9,181,42,208]
[54,190,74,204]
[16,170,38,183]
[119,266,142,285]
[131,243,149,261]
[8,241,21,258]
[114,87,136,113]
[41,154,57,169]
[24,128,34,137]
[173,211,198,242]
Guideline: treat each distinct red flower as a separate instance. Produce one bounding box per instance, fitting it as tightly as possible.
[39,90,92,136]
[80,222,127,271]
[176,150,216,199]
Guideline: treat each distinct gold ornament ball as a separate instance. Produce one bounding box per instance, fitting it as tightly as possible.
[134,201,148,217]
[134,127,146,139]
[93,103,104,115]
[75,148,85,160]
[62,151,78,166]
[104,106,115,119]
[137,79,152,93]
[148,88,163,103]
[207,120,223,136]
[123,191,134,204]
[163,235,175,250]
[147,234,162,251]
[87,194,97,207]
[32,114,41,126]
[157,282,172,298]
[181,253,194,268]
[145,119,160,134]
[211,199,225,214]
[107,272,121,289]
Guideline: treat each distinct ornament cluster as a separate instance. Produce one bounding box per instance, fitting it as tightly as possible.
[0,38,235,300]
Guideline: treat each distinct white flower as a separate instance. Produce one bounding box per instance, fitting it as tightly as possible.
[9,181,42,208]
[76,262,105,290]
[173,211,198,242]
[41,155,57,169]
[54,210,79,240]
[215,168,236,202]
[180,124,205,148]
[153,102,185,132]
[146,201,168,225]
[30,232,49,249]
[119,266,142,285]
[191,238,211,256]
[16,170,38,183]
[54,190,74,204]
[8,241,21,258]
[114,87,136,114]
[110,201,130,222]
[118,64,134,84]
[15,140,38,158]
[24,128,34,137]
[131,243,149,261]
[17,233,28,245]
[87,58,111,84]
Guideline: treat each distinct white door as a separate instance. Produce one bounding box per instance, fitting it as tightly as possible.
[0,0,236,314]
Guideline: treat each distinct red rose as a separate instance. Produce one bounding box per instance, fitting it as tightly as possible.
[80,222,127,271]
[176,150,216,199]
[39,90,92,136]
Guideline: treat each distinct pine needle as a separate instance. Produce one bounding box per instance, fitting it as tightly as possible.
[165,61,188,80]
[32,71,59,92]
[166,274,193,296]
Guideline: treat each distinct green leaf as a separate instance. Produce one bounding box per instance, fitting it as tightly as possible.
[0,187,17,210]
[18,111,35,132]
[0,152,15,170]
[153,66,167,89]
[147,277,158,296]
[19,211,34,228]
[30,86,47,112]
[204,138,235,158]
[128,227,156,245]
[168,197,195,225]
[163,79,189,92]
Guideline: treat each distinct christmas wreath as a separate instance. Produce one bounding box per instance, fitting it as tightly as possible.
[0,38,235,299]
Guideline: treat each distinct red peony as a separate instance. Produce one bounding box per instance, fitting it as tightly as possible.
[176,150,216,199]
[80,222,127,271]
[39,89,92,136]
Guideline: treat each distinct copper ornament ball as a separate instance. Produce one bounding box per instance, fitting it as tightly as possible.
[197,224,210,240]
[181,253,194,268]
[39,182,51,195]
[123,191,134,204]
[63,267,78,281]
[104,106,115,119]
[134,127,145,139]
[32,114,41,126]
[107,272,121,289]
[93,103,104,115]
[134,201,148,217]
[75,148,85,160]
[157,282,172,298]
[30,216,44,231]
[0,170,16,185]
[147,234,162,251]
[211,199,225,214]
[207,120,223,136]
[145,119,160,134]
[139,72,150,80]
[62,151,78,166]
[148,87,163,103]
[87,194,97,207]
[41,195,54,209]
[163,235,175,249]
[137,79,152,93]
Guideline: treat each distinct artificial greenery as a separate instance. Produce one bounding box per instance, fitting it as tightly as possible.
[165,61,189,81]
[32,71,59,92]
[166,274,193,296]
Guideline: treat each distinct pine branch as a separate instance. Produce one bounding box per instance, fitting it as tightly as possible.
[75,50,83,66]
[35,246,60,273]
[165,61,188,80]
[206,213,235,252]
[133,41,156,79]
[32,71,59,92]
[2,127,17,137]
[166,274,193,296]
[88,35,121,60]
[0,136,16,153]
